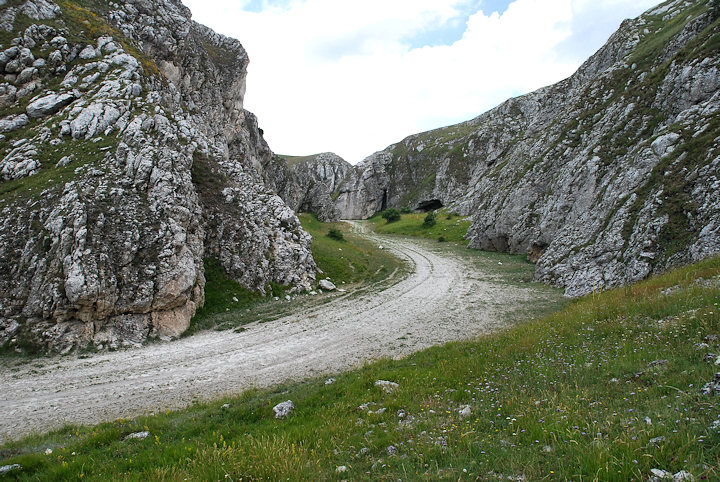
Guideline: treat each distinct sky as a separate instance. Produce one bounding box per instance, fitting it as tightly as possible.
[181,0,662,163]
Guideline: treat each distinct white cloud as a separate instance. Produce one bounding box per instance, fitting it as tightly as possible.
[182,0,660,163]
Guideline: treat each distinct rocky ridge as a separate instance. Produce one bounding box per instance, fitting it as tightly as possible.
[329,0,720,296]
[264,152,352,222]
[0,0,316,352]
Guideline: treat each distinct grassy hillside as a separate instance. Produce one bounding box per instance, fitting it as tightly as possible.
[299,214,406,285]
[368,210,472,245]
[2,255,718,480]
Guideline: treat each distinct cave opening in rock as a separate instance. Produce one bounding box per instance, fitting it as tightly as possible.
[416,199,444,212]
[381,189,388,211]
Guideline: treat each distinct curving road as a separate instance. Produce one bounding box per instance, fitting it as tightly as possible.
[0,224,551,443]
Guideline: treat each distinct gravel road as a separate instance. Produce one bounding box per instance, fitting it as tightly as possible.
[0,224,555,443]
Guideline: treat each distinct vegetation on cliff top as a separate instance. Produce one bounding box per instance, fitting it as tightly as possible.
[1,255,718,480]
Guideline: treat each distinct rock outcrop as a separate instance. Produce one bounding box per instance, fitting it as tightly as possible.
[332,0,720,296]
[0,0,315,352]
[265,152,353,221]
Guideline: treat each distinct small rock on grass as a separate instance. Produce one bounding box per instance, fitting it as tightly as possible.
[319,279,336,291]
[375,380,399,393]
[325,378,336,385]
[458,405,472,418]
[273,400,295,419]
[335,465,347,473]
[124,431,149,440]
[700,373,720,395]
[0,464,22,475]
[649,469,695,481]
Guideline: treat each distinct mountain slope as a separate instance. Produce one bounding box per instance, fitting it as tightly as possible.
[334,0,720,296]
[264,152,353,222]
[0,0,316,352]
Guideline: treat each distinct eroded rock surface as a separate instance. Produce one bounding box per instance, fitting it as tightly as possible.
[265,152,353,221]
[0,0,315,352]
[331,0,720,296]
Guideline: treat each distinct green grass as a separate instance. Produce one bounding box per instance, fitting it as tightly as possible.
[0,135,119,207]
[367,210,472,244]
[184,259,289,336]
[2,257,719,480]
[299,213,406,285]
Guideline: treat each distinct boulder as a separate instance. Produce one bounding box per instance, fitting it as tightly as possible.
[26,92,76,118]
[319,279,336,291]
[273,400,295,419]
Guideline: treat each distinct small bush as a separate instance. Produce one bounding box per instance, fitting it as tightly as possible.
[327,228,345,241]
[400,206,413,214]
[438,236,446,242]
[423,211,437,228]
[382,209,401,223]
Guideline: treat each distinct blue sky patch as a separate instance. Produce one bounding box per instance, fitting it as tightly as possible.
[407,0,512,49]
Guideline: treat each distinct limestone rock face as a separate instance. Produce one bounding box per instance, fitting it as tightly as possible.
[265,152,353,221]
[332,0,720,296]
[0,0,315,352]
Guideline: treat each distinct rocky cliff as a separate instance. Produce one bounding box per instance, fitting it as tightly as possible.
[0,0,316,352]
[264,152,352,222]
[334,0,720,296]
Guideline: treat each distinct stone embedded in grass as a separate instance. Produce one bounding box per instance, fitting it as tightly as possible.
[273,400,295,419]
[26,92,76,118]
[700,373,720,395]
[124,431,149,440]
[0,464,22,475]
[335,465,347,473]
[319,279,336,291]
[648,436,667,445]
[375,380,399,393]
[458,405,472,419]
[324,378,336,385]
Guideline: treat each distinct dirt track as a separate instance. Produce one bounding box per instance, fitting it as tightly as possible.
[0,224,557,443]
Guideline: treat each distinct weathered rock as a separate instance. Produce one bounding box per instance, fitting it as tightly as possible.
[273,400,295,418]
[124,431,149,440]
[265,152,353,221]
[319,279,336,291]
[0,113,28,132]
[320,1,720,297]
[25,92,75,118]
[375,380,399,393]
[0,464,22,475]
[701,373,720,395]
[0,0,316,353]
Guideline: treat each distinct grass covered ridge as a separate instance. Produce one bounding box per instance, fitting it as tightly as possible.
[368,210,471,245]
[2,256,719,480]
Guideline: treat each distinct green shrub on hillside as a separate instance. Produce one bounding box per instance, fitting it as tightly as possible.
[423,211,437,228]
[326,228,344,241]
[381,208,401,223]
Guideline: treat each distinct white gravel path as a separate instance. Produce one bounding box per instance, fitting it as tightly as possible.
[0,224,551,443]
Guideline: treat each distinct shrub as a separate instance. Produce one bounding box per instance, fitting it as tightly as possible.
[382,209,401,223]
[327,228,344,241]
[438,236,446,242]
[423,211,437,228]
[400,206,413,214]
